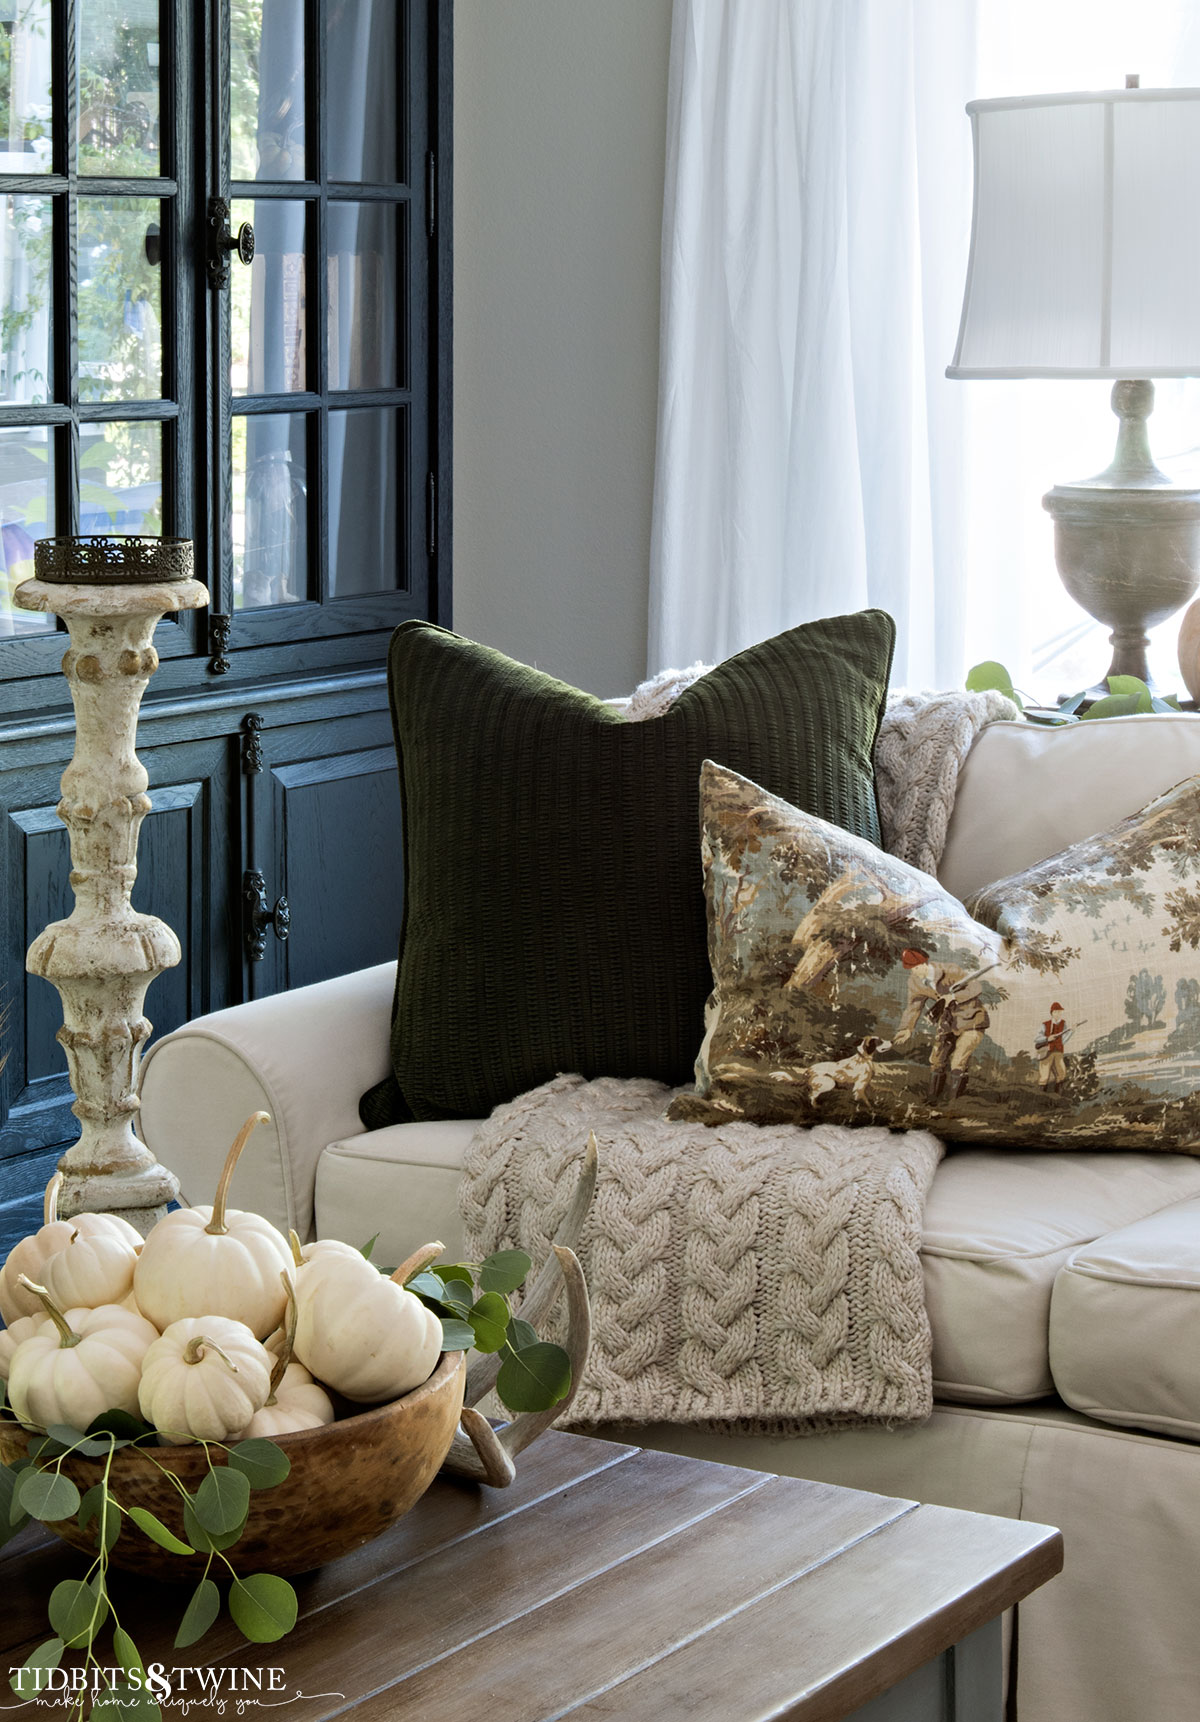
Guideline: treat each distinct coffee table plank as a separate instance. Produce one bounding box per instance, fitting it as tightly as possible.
[346,1477,919,1722]
[174,1449,793,1717]
[0,1431,640,1667]
[557,1503,1062,1722]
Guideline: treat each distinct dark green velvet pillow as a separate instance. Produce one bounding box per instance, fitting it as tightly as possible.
[360,612,895,1125]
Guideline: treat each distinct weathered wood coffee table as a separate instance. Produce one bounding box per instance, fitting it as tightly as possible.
[2,1430,1061,1721]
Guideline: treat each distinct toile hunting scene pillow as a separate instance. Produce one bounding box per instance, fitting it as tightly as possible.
[360,612,894,1127]
[667,760,1200,1153]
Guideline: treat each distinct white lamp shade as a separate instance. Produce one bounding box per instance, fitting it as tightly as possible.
[948,89,1200,378]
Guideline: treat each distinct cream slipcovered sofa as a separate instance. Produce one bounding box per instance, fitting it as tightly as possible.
[139,713,1200,1722]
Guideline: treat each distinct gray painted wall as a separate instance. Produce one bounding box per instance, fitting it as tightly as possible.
[452,0,673,696]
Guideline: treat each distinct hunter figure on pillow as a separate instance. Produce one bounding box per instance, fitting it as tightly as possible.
[893,949,991,1104]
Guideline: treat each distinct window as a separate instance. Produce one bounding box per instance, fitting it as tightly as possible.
[963,0,1200,697]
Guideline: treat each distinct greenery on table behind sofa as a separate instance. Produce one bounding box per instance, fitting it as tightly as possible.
[967,662,1183,723]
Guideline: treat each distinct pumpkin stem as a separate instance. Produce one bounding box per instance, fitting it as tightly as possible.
[390,1240,445,1287]
[268,1271,298,1399]
[42,1171,63,1229]
[205,1111,271,1236]
[182,1335,240,1372]
[287,1228,305,1268]
[16,1275,80,1349]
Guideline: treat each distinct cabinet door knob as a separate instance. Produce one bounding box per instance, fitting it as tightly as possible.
[244,869,290,961]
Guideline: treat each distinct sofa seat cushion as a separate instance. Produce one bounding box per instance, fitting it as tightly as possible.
[923,1150,1200,1404]
[1050,1196,1200,1438]
[314,1120,480,1270]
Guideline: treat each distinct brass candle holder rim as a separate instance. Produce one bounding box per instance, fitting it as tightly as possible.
[34,534,195,585]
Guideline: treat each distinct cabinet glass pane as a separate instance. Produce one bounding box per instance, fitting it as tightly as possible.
[233,413,308,610]
[231,0,305,181]
[327,204,397,390]
[0,0,52,173]
[232,199,306,395]
[0,196,52,404]
[78,199,163,402]
[326,0,397,183]
[80,422,162,533]
[328,406,399,597]
[0,426,53,636]
[76,0,161,176]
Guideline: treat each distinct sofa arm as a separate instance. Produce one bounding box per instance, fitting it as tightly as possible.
[137,963,396,1242]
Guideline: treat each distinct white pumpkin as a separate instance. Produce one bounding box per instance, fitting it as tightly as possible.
[7,1279,158,1433]
[292,1245,443,1404]
[235,1362,335,1438]
[0,1175,141,1324]
[42,1224,140,1312]
[139,1316,273,1444]
[133,1112,292,1340]
[0,1313,48,1382]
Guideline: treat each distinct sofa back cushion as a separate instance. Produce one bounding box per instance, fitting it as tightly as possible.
[939,713,1200,901]
[361,613,894,1125]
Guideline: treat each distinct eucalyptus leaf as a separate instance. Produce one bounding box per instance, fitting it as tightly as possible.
[467,1291,511,1354]
[1058,689,1088,715]
[113,1628,143,1677]
[438,1277,475,1314]
[965,660,1023,711]
[86,1408,156,1445]
[479,1248,532,1296]
[228,1573,299,1644]
[183,1497,244,1553]
[9,1637,63,1702]
[78,1484,123,1554]
[431,1262,474,1284]
[48,1575,107,1648]
[406,1270,449,1303]
[438,1316,476,1351]
[506,1316,539,1352]
[1104,675,1150,697]
[90,1675,163,1721]
[495,1340,572,1413]
[1080,692,1144,720]
[228,1438,291,1490]
[360,1232,379,1260]
[0,1464,29,1535]
[193,1466,252,1535]
[175,1577,221,1650]
[46,1422,116,1458]
[17,1468,81,1522]
[127,1504,195,1555]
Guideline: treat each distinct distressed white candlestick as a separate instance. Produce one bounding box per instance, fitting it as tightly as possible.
[15,538,208,1230]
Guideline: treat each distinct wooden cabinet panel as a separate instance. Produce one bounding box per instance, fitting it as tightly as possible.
[0,734,239,1255]
[246,713,403,998]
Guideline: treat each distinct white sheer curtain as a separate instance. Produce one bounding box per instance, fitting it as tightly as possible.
[650,0,1200,696]
[648,0,976,686]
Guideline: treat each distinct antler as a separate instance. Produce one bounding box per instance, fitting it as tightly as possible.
[440,1132,597,1487]
[440,1245,591,1485]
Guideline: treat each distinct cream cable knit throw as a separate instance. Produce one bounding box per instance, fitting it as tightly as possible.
[461,1074,944,1431]
[459,679,1017,1432]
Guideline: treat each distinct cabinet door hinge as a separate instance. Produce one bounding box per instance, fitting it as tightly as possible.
[241,712,264,775]
[426,151,436,239]
[426,471,436,557]
[208,613,231,674]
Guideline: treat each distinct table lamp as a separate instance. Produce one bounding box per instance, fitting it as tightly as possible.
[947,78,1200,695]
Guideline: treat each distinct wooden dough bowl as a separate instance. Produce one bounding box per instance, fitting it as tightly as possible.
[0,1351,465,1580]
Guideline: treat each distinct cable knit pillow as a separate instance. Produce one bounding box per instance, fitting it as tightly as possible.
[667,761,1200,1152]
[360,614,895,1126]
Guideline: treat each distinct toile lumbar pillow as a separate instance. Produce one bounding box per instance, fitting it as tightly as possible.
[360,613,895,1125]
[667,760,1200,1152]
